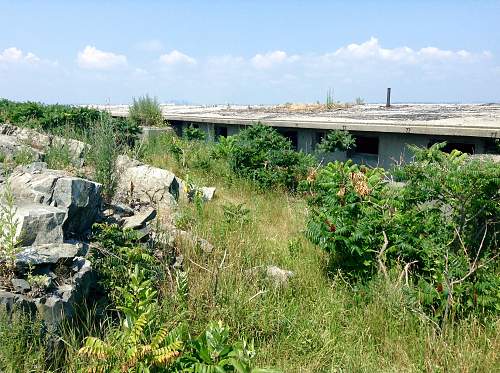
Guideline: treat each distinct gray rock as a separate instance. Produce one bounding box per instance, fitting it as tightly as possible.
[122,207,156,229]
[14,203,66,246]
[265,266,294,287]
[0,135,43,162]
[246,265,294,287]
[0,256,94,330]
[201,187,216,201]
[8,165,102,237]
[114,155,179,216]
[111,202,135,217]
[52,177,102,236]
[11,278,31,293]
[16,242,85,268]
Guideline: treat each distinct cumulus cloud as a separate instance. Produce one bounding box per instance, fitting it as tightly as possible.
[159,50,196,65]
[251,50,298,69]
[0,47,41,64]
[331,37,489,63]
[77,46,127,70]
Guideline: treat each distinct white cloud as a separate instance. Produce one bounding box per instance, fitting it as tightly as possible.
[0,47,41,64]
[251,50,298,69]
[77,46,127,70]
[159,50,196,65]
[331,37,488,64]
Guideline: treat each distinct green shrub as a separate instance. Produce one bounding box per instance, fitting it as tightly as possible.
[316,129,355,154]
[13,146,36,166]
[0,185,20,278]
[90,223,159,305]
[129,95,164,127]
[220,123,314,190]
[183,124,206,141]
[44,141,73,170]
[86,118,120,201]
[304,144,500,319]
[0,99,101,133]
[112,117,142,147]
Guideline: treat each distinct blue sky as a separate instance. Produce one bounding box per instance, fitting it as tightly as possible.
[1,0,499,104]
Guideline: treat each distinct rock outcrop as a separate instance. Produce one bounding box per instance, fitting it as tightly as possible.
[114,155,179,216]
[0,123,87,167]
[8,163,102,238]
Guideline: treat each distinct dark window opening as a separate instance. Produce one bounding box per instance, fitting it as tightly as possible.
[277,129,298,150]
[353,136,379,155]
[428,140,475,154]
[314,131,326,149]
[214,126,228,140]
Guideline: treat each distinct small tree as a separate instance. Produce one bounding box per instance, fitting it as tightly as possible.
[129,95,164,127]
[0,184,19,279]
[316,130,355,154]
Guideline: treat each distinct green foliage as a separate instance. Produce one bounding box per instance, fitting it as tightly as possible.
[79,310,183,371]
[13,146,37,165]
[44,140,73,170]
[0,99,141,147]
[0,99,101,133]
[316,130,355,153]
[0,312,47,371]
[129,95,164,127]
[112,117,142,147]
[219,123,314,190]
[90,223,158,305]
[304,160,387,276]
[0,185,19,278]
[179,321,278,373]
[86,117,120,201]
[305,144,500,319]
[183,125,207,141]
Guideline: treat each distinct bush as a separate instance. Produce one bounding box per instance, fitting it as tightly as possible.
[0,99,141,147]
[44,141,73,170]
[0,185,19,278]
[112,117,142,147]
[183,124,206,141]
[219,123,314,190]
[316,129,355,154]
[86,118,120,201]
[129,95,164,127]
[0,99,101,133]
[304,144,500,319]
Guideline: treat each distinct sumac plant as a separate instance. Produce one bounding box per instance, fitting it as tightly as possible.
[304,144,500,319]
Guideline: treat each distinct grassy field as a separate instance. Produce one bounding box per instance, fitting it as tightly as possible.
[0,133,498,372]
[141,141,500,372]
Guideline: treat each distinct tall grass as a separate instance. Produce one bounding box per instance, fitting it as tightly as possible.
[85,117,120,202]
[141,135,500,372]
[0,132,497,372]
[129,95,164,127]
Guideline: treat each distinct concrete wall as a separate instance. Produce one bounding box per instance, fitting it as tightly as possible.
[172,121,489,168]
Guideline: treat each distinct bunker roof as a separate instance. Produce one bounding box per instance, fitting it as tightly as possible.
[100,103,500,138]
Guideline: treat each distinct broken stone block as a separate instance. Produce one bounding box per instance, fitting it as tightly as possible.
[14,203,66,246]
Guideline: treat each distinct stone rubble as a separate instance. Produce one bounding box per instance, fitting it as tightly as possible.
[0,124,217,330]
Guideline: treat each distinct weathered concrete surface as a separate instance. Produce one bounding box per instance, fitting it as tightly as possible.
[97,103,500,138]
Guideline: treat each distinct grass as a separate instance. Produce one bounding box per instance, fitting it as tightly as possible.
[141,136,500,372]
[0,131,498,372]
